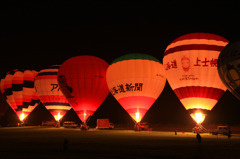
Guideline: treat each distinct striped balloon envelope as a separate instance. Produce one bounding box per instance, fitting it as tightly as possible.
[58,56,109,124]
[0,84,10,120]
[163,33,229,124]
[35,65,72,122]
[106,53,166,123]
[1,69,39,121]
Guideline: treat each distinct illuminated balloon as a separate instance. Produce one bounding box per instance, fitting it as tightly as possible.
[1,69,39,121]
[218,41,240,101]
[35,65,72,122]
[163,33,229,124]
[106,53,166,123]
[58,56,109,123]
[0,89,9,120]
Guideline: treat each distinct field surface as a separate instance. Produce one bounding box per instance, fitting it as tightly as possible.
[0,127,240,159]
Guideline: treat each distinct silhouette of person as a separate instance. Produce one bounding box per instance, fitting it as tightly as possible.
[196,133,201,143]
[63,138,69,152]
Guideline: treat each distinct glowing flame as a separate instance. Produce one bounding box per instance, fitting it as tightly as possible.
[83,112,87,122]
[54,112,63,122]
[20,113,26,121]
[134,109,142,123]
[135,112,140,123]
[190,112,206,124]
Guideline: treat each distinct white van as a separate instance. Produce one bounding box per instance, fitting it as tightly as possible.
[63,121,78,128]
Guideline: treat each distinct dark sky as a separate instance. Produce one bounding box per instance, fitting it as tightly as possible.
[1,1,240,127]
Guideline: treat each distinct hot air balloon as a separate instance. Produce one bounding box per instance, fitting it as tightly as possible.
[35,65,72,126]
[1,69,39,123]
[58,55,109,129]
[0,79,8,117]
[163,33,229,128]
[0,91,9,121]
[106,53,166,130]
[218,41,240,101]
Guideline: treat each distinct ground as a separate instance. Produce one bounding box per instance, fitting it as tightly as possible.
[0,127,239,159]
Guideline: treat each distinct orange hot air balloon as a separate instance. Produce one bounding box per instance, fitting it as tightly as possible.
[57,56,109,127]
[35,65,72,123]
[106,53,166,125]
[1,69,39,122]
[0,86,9,120]
[163,33,229,125]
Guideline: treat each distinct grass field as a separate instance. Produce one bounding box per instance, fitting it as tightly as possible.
[0,127,240,159]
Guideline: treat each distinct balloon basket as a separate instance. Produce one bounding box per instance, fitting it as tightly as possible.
[192,124,209,133]
[18,121,25,127]
[80,123,89,131]
[55,122,61,128]
[134,122,141,131]
[18,122,23,127]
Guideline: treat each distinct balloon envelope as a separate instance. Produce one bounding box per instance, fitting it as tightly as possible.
[0,91,9,120]
[163,33,229,124]
[1,69,39,121]
[35,65,72,121]
[218,41,240,101]
[106,53,166,123]
[57,56,109,123]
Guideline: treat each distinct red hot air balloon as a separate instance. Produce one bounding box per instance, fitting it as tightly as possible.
[163,33,228,126]
[58,56,109,128]
[0,83,9,120]
[106,53,166,128]
[35,65,72,123]
[1,69,39,122]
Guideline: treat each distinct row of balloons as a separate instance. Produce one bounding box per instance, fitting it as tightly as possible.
[0,33,239,127]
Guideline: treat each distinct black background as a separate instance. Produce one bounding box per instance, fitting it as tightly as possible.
[1,1,240,128]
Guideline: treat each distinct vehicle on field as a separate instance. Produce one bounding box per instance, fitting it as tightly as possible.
[42,120,57,127]
[7,122,20,127]
[211,126,231,135]
[63,121,78,128]
[96,119,114,129]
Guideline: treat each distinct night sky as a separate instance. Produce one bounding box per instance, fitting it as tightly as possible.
[1,1,240,127]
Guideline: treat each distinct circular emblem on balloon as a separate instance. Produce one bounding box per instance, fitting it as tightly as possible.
[163,33,229,124]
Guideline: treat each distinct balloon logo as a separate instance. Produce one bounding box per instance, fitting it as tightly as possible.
[218,41,240,101]
[1,69,39,122]
[58,56,109,124]
[106,53,166,123]
[163,33,229,124]
[181,56,190,72]
[35,65,72,122]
